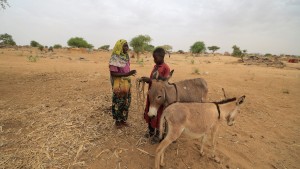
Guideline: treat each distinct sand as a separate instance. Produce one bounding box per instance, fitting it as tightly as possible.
[0,48,299,169]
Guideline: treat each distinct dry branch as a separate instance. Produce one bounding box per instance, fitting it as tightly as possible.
[136,148,154,157]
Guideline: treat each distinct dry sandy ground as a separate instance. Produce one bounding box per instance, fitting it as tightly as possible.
[0,48,299,169]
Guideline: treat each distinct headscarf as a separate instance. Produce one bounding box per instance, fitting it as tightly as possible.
[109,39,129,67]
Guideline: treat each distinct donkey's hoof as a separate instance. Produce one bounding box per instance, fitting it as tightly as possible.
[160,162,165,167]
[200,151,205,156]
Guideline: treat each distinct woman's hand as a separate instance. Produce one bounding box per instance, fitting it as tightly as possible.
[129,70,137,76]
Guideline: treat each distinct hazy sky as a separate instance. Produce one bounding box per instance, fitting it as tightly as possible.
[1,0,300,55]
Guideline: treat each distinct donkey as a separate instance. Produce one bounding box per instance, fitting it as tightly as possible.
[147,75,208,118]
[155,96,246,169]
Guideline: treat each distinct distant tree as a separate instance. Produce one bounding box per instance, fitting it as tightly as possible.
[129,34,152,61]
[232,45,247,62]
[53,44,62,49]
[0,0,9,9]
[232,45,242,57]
[207,46,220,55]
[190,41,206,56]
[177,50,184,54]
[0,33,16,46]
[30,40,40,47]
[99,45,110,51]
[144,44,155,52]
[67,37,93,48]
[160,45,173,53]
[265,53,272,57]
[48,46,53,52]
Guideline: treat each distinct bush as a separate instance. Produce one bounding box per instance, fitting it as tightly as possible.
[27,55,38,62]
[265,53,272,57]
[53,44,62,49]
[67,37,93,48]
[30,41,40,47]
[98,45,110,50]
[178,50,184,54]
[38,45,44,51]
[192,68,200,74]
[48,46,54,52]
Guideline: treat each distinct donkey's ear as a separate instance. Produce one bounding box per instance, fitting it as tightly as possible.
[170,70,174,76]
[166,70,174,81]
[237,95,246,105]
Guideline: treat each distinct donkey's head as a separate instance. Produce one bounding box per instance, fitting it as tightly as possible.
[147,70,174,118]
[225,95,246,126]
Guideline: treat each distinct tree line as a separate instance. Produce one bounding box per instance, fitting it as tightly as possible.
[0,33,250,59]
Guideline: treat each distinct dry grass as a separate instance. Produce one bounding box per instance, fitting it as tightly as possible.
[0,72,148,169]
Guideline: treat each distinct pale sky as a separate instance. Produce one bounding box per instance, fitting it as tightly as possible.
[1,0,300,55]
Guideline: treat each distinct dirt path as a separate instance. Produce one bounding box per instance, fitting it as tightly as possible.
[0,48,299,169]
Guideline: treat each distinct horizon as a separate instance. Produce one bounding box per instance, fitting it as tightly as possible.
[1,0,300,55]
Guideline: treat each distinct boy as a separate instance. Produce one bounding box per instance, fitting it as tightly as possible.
[140,47,170,144]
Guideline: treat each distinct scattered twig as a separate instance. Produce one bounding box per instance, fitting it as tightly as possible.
[136,148,154,157]
[180,157,191,169]
[74,144,84,161]
[135,137,142,146]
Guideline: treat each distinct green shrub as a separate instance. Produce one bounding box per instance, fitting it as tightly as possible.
[137,58,144,66]
[48,46,54,52]
[178,50,184,54]
[30,41,40,47]
[38,45,44,51]
[27,55,38,62]
[99,45,110,50]
[265,53,272,57]
[53,44,62,49]
[192,68,200,74]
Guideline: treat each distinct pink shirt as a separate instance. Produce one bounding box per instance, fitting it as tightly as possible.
[109,62,130,73]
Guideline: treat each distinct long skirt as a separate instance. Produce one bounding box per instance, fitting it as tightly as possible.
[111,77,131,122]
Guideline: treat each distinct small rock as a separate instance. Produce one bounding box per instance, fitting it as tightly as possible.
[232,133,237,136]
[214,156,221,163]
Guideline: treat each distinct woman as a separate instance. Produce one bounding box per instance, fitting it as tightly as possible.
[109,39,136,128]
